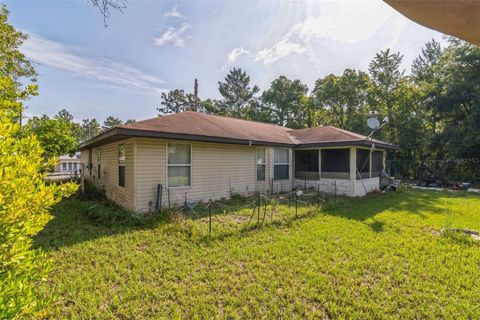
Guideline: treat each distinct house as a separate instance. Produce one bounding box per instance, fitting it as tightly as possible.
[79,111,396,212]
[55,152,81,173]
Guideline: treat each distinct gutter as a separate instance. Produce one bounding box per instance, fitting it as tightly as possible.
[79,128,398,150]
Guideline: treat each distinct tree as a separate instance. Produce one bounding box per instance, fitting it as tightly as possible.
[433,39,480,162]
[411,39,443,138]
[0,6,77,318]
[157,89,194,115]
[80,118,101,142]
[312,69,371,133]
[23,115,79,159]
[102,116,123,131]
[89,0,126,27]
[262,76,309,128]
[125,119,136,124]
[368,49,404,142]
[217,68,260,119]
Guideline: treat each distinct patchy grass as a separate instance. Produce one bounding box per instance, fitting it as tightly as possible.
[34,188,480,319]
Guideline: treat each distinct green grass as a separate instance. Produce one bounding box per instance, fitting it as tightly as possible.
[34,188,480,319]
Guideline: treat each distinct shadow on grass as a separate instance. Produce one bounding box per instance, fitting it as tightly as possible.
[33,196,169,251]
[320,188,475,223]
[35,188,477,250]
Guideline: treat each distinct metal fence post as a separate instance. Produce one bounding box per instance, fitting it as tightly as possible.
[334,181,337,201]
[208,199,212,237]
[295,192,298,218]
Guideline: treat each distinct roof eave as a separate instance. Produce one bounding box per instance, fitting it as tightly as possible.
[79,127,296,149]
[295,140,398,150]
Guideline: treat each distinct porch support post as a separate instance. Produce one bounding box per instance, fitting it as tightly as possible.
[350,147,357,197]
[318,148,321,179]
[349,147,356,181]
[369,149,372,178]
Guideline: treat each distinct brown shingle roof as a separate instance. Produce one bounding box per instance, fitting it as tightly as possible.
[80,111,396,149]
[289,126,393,148]
[122,111,296,145]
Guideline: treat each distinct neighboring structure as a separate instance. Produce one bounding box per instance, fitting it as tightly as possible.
[55,152,82,173]
[79,112,396,212]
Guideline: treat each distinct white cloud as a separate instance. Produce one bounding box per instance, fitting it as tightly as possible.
[164,4,183,18]
[226,47,250,64]
[22,34,165,93]
[254,40,306,64]
[154,23,191,47]
[250,2,398,66]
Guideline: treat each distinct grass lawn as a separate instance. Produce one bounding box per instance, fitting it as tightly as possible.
[34,188,480,319]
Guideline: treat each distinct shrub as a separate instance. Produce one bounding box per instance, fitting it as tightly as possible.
[0,78,77,318]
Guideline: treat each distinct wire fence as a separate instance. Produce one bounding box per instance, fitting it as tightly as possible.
[170,187,332,240]
[387,158,480,183]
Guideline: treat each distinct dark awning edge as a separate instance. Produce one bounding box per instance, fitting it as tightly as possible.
[296,140,398,150]
[79,127,398,150]
[79,127,296,149]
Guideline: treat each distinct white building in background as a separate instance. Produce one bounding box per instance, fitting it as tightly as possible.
[55,152,81,173]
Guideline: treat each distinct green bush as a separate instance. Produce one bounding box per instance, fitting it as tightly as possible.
[0,74,77,319]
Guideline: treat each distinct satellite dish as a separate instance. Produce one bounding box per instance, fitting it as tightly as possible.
[367,117,380,130]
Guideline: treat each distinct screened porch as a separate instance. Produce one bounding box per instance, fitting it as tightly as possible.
[294,148,385,181]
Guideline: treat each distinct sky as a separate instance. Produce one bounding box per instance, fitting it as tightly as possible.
[5,0,446,123]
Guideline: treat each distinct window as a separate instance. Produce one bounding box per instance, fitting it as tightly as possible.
[73,163,78,172]
[68,162,73,171]
[97,149,101,179]
[118,144,125,187]
[256,147,266,181]
[274,148,289,180]
[62,162,67,171]
[167,143,191,187]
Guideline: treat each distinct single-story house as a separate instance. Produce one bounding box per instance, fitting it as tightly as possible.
[79,111,396,213]
[55,152,81,173]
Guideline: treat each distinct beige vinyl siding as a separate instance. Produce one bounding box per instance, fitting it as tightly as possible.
[82,139,136,211]
[134,139,291,212]
[135,139,166,212]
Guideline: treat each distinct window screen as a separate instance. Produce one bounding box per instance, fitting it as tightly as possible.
[168,143,191,187]
[372,151,384,175]
[321,149,349,172]
[295,150,319,172]
[256,147,266,181]
[274,148,289,180]
[118,144,125,187]
[118,166,125,187]
[356,149,370,173]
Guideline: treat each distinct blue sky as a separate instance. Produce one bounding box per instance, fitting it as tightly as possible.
[6,0,445,123]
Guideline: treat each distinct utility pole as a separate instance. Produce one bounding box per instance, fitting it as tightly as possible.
[192,78,199,112]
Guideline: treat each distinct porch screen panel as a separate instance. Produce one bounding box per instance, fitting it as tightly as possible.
[356,149,370,179]
[321,149,349,179]
[294,150,319,180]
[371,151,384,177]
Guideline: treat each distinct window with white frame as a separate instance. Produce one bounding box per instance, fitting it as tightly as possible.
[68,162,73,171]
[256,147,266,181]
[274,148,289,180]
[62,162,67,171]
[167,143,191,187]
